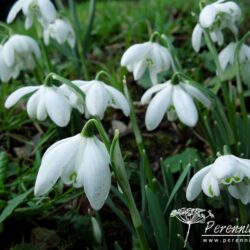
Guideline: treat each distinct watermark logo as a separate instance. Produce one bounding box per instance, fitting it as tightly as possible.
[170,208,214,247]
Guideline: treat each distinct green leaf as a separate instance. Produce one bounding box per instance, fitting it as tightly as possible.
[145,186,168,250]
[164,147,199,173]
[164,164,192,213]
[0,188,33,223]
[0,151,8,186]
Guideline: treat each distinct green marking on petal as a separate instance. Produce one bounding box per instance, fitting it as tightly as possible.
[208,185,214,196]
[232,176,240,182]
[224,177,231,184]
[69,172,77,182]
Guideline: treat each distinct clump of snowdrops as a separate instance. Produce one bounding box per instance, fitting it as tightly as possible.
[1,0,250,249]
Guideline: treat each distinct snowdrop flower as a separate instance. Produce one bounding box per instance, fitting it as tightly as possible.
[199,0,241,29]
[0,35,41,82]
[121,41,173,85]
[5,85,72,127]
[186,155,250,204]
[192,0,241,52]
[141,80,211,130]
[60,80,130,119]
[34,133,111,210]
[7,0,57,29]
[43,19,76,48]
[219,42,250,70]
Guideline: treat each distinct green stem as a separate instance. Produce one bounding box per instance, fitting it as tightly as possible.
[83,0,96,58]
[39,39,53,73]
[203,29,238,145]
[69,0,89,79]
[123,79,154,188]
[110,132,150,250]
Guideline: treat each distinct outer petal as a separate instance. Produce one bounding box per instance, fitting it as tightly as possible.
[34,134,81,196]
[121,42,149,66]
[173,86,198,127]
[181,83,211,108]
[104,85,130,116]
[86,81,109,118]
[81,138,111,210]
[26,89,41,118]
[199,5,217,28]
[192,24,203,52]
[5,86,40,108]
[38,0,57,22]
[186,165,212,201]
[228,183,250,204]
[219,42,235,70]
[133,60,147,80]
[2,40,15,67]
[201,172,220,197]
[6,0,24,23]
[141,81,170,104]
[45,87,72,127]
[145,84,173,131]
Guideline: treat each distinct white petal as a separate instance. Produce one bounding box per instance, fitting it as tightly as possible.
[45,87,71,127]
[173,85,198,127]
[199,5,217,28]
[104,85,130,116]
[192,24,203,52]
[38,0,57,22]
[149,67,158,85]
[36,95,47,120]
[7,0,23,23]
[145,84,172,131]
[27,89,41,118]
[219,42,235,70]
[25,15,34,29]
[141,82,169,104]
[2,40,15,67]
[186,165,212,201]
[34,134,81,196]
[201,172,220,197]
[81,138,111,210]
[228,183,250,204]
[5,86,39,108]
[121,42,149,66]
[86,81,109,118]
[181,83,211,108]
[133,60,147,80]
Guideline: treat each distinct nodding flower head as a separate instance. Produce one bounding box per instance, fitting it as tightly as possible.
[186,155,250,204]
[121,41,174,85]
[34,131,111,210]
[7,0,57,29]
[141,80,211,130]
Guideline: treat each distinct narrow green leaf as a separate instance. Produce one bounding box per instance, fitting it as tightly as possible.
[164,164,192,213]
[0,188,33,223]
[145,186,168,250]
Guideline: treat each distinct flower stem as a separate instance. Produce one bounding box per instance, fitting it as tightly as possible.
[110,132,150,250]
[83,0,96,57]
[123,78,154,188]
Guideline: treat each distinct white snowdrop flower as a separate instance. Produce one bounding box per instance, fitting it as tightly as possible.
[0,45,20,82]
[7,0,57,29]
[186,155,250,204]
[199,0,241,30]
[121,41,173,85]
[34,133,111,210]
[43,19,76,48]
[0,35,41,81]
[219,42,250,70]
[141,80,211,130]
[192,0,241,52]
[60,80,130,119]
[5,85,72,127]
